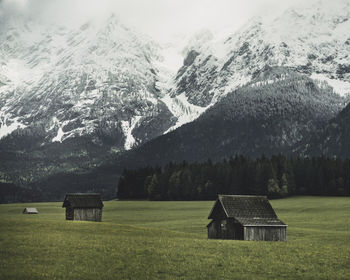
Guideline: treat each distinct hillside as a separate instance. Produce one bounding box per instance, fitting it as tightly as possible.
[307,102,350,158]
[121,70,344,164]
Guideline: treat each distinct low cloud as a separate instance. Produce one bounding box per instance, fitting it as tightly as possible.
[0,0,298,42]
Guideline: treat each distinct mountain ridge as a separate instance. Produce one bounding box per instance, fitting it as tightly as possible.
[1,0,350,201]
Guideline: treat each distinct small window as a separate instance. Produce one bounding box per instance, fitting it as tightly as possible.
[221,220,227,230]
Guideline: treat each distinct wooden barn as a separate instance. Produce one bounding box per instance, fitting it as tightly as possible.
[62,193,104,222]
[207,195,287,241]
[23,207,38,214]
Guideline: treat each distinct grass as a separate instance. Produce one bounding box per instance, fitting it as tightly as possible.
[0,196,350,279]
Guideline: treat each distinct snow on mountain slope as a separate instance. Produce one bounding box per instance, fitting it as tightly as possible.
[172,0,350,107]
[1,0,349,151]
[311,73,350,97]
[121,116,142,150]
[161,93,208,133]
[0,112,26,139]
[0,14,179,150]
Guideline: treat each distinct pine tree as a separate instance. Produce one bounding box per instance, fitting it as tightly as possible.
[267,178,280,198]
[168,171,182,200]
[280,173,289,197]
[147,174,161,200]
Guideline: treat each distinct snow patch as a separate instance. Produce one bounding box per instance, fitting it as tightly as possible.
[49,117,59,131]
[52,127,65,143]
[311,73,350,97]
[162,93,208,133]
[51,117,66,143]
[154,44,183,93]
[75,98,95,108]
[250,75,289,88]
[121,116,142,150]
[0,114,26,139]
[4,59,31,85]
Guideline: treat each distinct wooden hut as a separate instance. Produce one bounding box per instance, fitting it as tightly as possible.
[23,207,38,214]
[62,193,103,222]
[207,195,287,241]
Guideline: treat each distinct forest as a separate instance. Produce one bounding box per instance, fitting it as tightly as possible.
[117,155,350,200]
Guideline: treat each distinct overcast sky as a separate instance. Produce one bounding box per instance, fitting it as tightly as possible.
[0,0,299,43]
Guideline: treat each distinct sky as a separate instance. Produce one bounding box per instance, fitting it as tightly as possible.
[0,0,299,43]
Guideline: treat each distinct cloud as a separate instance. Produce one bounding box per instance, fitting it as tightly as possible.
[0,0,27,16]
[0,0,298,42]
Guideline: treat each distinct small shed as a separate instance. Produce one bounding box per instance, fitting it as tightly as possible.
[207,195,287,241]
[23,207,38,214]
[62,193,104,222]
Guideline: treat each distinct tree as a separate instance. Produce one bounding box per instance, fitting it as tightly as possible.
[147,174,161,200]
[116,171,129,199]
[168,171,182,200]
[267,178,280,198]
[203,180,214,200]
[280,173,289,197]
[181,168,194,200]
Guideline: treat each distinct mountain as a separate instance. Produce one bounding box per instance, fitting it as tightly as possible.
[0,14,176,149]
[120,69,344,163]
[172,0,350,107]
[25,68,345,201]
[0,14,197,186]
[1,0,350,201]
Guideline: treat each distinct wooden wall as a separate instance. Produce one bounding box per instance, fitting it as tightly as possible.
[208,221,219,239]
[244,226,286,241]
[73,208,102,222]
[208,220,286,241]
[207,219,244,240]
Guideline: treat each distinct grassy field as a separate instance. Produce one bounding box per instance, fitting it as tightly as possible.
[0,196,350,279]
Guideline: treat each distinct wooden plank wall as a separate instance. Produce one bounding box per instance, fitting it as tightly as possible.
[208,220,245,240]
[208,221,219,239]
[244,226,286,241]
[73,208,102,222]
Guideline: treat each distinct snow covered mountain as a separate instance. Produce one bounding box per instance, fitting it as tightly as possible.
[1,0,350,200]
[0,14,180,151]
[173,0,350,106]
[1,0,349,151]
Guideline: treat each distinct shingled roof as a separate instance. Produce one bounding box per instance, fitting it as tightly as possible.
[62,193,104,209]
[208,195,286,227]
[23,207,38,214]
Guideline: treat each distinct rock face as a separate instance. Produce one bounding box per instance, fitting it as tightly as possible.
[172,0,350,107]
[0,14,177,152]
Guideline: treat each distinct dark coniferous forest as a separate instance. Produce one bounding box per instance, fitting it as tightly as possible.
[117,156,350,200]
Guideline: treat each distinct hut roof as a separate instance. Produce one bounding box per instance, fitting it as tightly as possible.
[23,207,38,214]
[62,193,104,209]
[208,195,286,227]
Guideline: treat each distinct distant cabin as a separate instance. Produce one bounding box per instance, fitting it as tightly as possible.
[62,193,104,222]
[23,207,38,214]
[207,195,287,241]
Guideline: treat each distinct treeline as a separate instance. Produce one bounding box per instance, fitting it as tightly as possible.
[117,155,350,200]
[0,182,39,203]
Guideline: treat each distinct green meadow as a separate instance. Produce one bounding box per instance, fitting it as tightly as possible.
[0,196,350,280]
